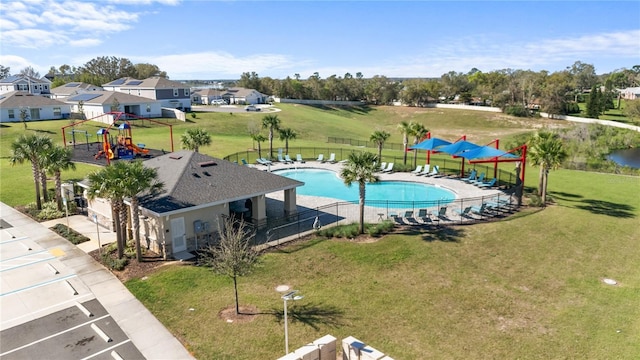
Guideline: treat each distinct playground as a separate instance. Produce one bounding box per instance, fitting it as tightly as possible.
[60,112,173,166]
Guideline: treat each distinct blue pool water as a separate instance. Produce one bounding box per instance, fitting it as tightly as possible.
[275,168,455,207]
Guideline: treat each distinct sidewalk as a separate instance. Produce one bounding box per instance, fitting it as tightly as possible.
[41,214,117,253]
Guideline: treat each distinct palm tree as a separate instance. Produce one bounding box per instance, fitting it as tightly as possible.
[397,121,411,165]
[261,114,280,159]
[87,162,129,259]
[528,131,567,204]
[278,127,297,155]
[119,161,164,262]
[251,133,267,159]
[369,130,391,163]
[10,134,53,210]
[42,145,76,211]
[340,152,379,234]
[410,122,428,168]
[181,128,211,153]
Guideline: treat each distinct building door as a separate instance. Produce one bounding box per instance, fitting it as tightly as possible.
[30,108,40,120]
[170,217,187,253]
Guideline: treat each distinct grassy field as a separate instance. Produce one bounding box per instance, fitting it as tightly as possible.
[126,168,640,359]
[2,105,639,358]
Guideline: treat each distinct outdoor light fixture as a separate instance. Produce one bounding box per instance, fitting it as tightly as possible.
[282,290,304,354]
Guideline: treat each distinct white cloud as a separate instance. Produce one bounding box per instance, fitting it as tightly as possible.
[69,38,103,47]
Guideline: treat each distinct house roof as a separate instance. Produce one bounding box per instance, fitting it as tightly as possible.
[193,88,223,97]
[223,87,264,98]
[0,74,51,85]
[0,91,67,107]
[50,82,101,96]
[106,77,187,89]
[139,150,303,214]
[64,90,155,105]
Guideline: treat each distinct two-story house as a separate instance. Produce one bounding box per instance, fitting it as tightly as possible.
[104,77,191,111]
[0,75,52,96]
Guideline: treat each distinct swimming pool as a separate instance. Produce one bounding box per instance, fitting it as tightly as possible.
[275,168,455,208]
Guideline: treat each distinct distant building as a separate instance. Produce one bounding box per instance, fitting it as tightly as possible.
[0,75,51,96]
[50,82,103,100]
[0,91,70,122]
[104,77,191,111]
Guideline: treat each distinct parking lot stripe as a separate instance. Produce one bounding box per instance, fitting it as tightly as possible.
[80,339,132,360]
[0,273,76,296]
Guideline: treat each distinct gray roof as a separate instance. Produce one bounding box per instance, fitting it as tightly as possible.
[50,82,102,96]
[0,74,51,84]
[64,90,155,105]
[140,150,303,214]
[104,77,187,90]
[0,91,67,107]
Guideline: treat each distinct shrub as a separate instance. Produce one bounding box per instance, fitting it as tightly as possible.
[37,201,65,221]
[527,194,544,207]
[504,105,529,117]
[50,223,91,245]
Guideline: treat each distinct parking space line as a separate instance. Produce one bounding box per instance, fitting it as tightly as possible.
[0,255,56,273]
[0,274,76,296]
[0,314,111,357]
[80,339,132,360]
[0,249,49,262]
[0,236,29,244]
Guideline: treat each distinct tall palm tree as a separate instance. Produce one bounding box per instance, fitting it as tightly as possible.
[119,161,163,262]
[38,155,50,203]
[10,134,53,210]
[251,133,267,159]
[261,114,280,159]
[181,128,211,153]
[397,121,411,165]
[42,145,76,211]
[370,130,391,163]
[340,152,379,234]
[278,127,297,155]
[87,162,129,259]
[410,122,428,168]
[528,131,567,204]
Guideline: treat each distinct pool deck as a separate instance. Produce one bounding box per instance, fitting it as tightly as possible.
[260,160,514,226]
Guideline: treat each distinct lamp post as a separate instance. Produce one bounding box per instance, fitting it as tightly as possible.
[93,214,102,256]
[282,290,303,354]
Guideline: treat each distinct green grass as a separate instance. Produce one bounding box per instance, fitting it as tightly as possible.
[127,168,640,359]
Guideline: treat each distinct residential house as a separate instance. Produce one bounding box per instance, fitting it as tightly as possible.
[64,90,163,122]
[191,88,226,105]
[50,82,103,100]
[0,91,71,122]
[80,150,302,258]
[620,87,640,100]
[0,75,51,96]
[222,87,269,105]
[104,77,192,111]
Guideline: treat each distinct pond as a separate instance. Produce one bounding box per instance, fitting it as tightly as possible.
[607,148,640,169]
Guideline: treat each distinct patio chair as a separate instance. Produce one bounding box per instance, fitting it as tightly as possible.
[327,153,337,164]
[454,206,473,218]
[470,203,489,216]
[381,162,394,173]
[470,172,485,185]
[377,162,387,172]
[316,154,325,162]
[277,153,290,164]
[424,165,439,177]
[257,158,272,165]
[296,154,306,163]
[416,164,430,176]
[477,177,497,188]
[432,206,447,219]
[403,211,420,225]
[417,209,432,224]
[411,165,423,175]
[462,169,477,183]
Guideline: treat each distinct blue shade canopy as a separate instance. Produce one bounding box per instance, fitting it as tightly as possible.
[97,128,108,135]
[456,146,519,160]
[409,137,452,150]
[118,123,131,130]
[437,140,481,155]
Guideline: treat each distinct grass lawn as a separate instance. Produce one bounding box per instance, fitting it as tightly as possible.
[126,168,640,359]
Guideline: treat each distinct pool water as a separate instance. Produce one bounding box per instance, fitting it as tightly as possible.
[275,168,455,206]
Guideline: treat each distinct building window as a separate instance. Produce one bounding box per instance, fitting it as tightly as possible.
[8,109,14,119]
[184,89,190,96]
[53,107,61,116]
[173,89,179,97]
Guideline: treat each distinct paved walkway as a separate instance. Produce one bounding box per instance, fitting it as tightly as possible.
[42,214,117,253]
[0,202,194,360]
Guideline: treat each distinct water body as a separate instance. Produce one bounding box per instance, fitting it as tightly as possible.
[607,148,640,169]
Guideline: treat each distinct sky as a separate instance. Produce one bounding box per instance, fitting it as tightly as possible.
[1,0,639,80]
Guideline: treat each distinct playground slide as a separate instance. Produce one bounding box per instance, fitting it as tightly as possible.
[127,143,149,155]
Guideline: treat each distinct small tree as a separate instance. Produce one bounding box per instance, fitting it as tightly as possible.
[181,128,212,153]
[261,114,281,159]
[278,127,297,155]
[340,152,379,234]
[20,107,30,129]
[200,217,259,315]
[369,130,390,163]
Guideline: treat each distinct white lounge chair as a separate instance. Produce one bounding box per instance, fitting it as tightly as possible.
[381,162,394,173]
[416,164,430,176]
[327,153,337,163]
[377,162,387,172]
[411,165,423,175]
[424,165,439,177]
[316,154,324,162]
[296,154,306,163]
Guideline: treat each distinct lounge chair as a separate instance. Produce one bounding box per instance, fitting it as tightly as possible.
[316,154,325,162]
[403,211,420,225]
[241,158,249,166]
[296,154,306,163]
[377,162,387,172]
[477,178,497,188]
[277,154,290,164]
[454,206,473,218]
[417,209,432,224]
[381,162,394,173]
[470,203,489,216]
[411,165,423,175]
[424,165,439,177]
[284,154,294,163]
[416,164,431,176]
[432,206,447,219]
[390,213,405,225]
[470,172,485,185]
[257,158,272,165]
[327,153,337,164]
[462,169,477,183]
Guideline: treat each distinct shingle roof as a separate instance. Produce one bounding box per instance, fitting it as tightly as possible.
[140,150,303,214]
[0,91,67,107]
[50,82,101,96]
[117,77,187,89]
[0,75,51,84]
[64,90,155,105]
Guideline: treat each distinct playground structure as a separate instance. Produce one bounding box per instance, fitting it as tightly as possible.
[61,111,174,165]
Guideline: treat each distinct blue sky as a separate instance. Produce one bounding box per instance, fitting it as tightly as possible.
[1,0,639,80]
